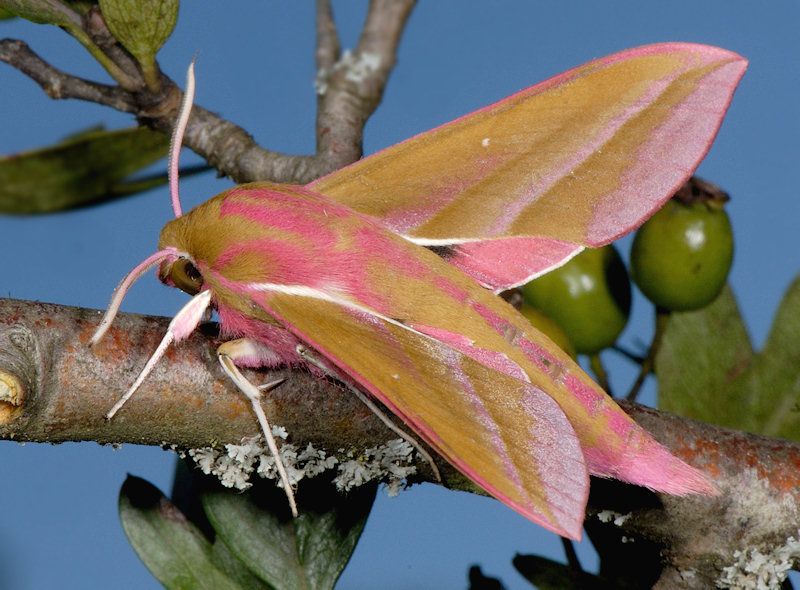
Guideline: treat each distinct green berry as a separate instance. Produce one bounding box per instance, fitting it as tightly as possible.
[520,244,631,355]
[631,179,733,312]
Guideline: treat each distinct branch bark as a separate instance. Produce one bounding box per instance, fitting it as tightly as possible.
[2,295,800,589]
[584,404,800,587]
[0,298,388,450]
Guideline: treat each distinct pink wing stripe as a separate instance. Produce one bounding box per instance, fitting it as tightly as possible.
[522,341,718,495]
[463,295,718,496]
[412,324,528,381]
[446,238,582,291]
[435,372,587,539]
[585,57,749,244]
[519,383,588,535]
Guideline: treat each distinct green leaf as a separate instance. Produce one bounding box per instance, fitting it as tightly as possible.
[202,479,376,590]
[98,0,178,89]
[118,475,245,590]
[513,554,607,589]
[0,125,169,213]
[209,539,275,590]
[0,0,80,25]
[658,278,800,439]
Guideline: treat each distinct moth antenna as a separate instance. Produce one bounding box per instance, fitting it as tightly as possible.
[217,347,299,517]
[169,58,197,219]
[90,248,179,346]
[105,289,211,419]
[296,345,442,483]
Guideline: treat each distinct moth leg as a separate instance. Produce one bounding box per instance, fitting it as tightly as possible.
[105,289,212,420]
[296,345,442,483]
[217,338,298,517]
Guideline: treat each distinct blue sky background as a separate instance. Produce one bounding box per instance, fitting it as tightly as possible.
[1,2,798,588]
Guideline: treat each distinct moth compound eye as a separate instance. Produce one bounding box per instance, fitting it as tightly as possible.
[170,258,204,295]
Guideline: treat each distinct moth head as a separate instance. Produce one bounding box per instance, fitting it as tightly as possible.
[89,58,215,425]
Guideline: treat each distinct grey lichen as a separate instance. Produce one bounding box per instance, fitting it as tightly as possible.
[314,49,383,95]
[333,438,417,496]
[596,509,632,527]
[185,426,417,496]
[716,535,800,589]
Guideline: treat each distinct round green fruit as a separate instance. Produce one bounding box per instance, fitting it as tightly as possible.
[630,195,733,312]
[518,303,577,359]
[520,244,631,355]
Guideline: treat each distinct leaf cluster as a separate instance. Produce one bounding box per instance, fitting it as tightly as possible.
[119,468,376,590]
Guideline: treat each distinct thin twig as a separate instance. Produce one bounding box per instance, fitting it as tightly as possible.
[0,39,137,112]
[315,0,340,72]
[358,0,416,72]
[625,309,671,401]
[83,5,145,89]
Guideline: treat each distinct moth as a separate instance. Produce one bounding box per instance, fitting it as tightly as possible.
[92,43,746,539]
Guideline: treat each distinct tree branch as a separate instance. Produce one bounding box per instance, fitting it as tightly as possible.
[0,0,417,185]
[0,298,390,450]
[3,295,800,584]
